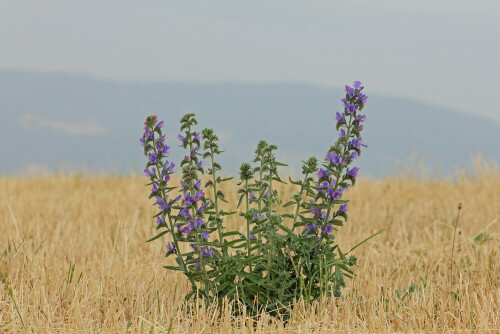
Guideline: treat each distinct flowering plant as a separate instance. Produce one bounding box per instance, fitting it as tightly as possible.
[141,81,374,315]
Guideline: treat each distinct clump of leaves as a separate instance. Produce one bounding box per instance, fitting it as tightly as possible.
[140,81,376,316]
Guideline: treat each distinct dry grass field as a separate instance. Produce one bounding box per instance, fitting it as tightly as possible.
[0,165,499,332]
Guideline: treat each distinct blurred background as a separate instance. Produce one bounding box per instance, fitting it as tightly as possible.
[1,1,499,177]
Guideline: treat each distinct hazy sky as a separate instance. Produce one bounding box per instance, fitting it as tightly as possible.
[1,1,499,122]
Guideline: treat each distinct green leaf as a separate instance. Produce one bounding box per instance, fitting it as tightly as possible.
[146,230,169,243]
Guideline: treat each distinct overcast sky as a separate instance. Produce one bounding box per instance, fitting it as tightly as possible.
[1,0,499,122]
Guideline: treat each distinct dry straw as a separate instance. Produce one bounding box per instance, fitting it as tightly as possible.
[0,163,498,332]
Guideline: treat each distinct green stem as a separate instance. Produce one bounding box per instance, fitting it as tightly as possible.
[150,135,194,287]
[210,148,225,256]
[266,157,273,283]
[291,172,309,233]
[245,179,252,271]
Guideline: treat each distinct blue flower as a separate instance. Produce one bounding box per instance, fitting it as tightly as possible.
[166,242,176,253]
[144,167,156,178]
[197,161,203,168]
[156,120,165,129]
[179,208,190,218]
[321,224,333,235]
[345,85,356,98]
[346,103,359,115]
[350,151,358,160]
[326,153,341,165]
[202,230,210,240]
[156,215,166,225]
[317,168,329,179]
[339,128,346,137]
[201,246,213,257]
[195,260,200,268]
[347,167,360,178]
[339,203,348,213]
[250,193,256,200]
[182,226,191,235]
[194,179,201,190]
[164,161,175,173]
[139,138,146,147]
[335,111,346,123]
[304,223,318,234]
[353,81,363,91]
[156,196,167,210]
[151,183,158,194]
[178,134,186,142]
[351,137,363,149]
[194,132,201,141]
[148,153,157,163]
[249,231,256,239]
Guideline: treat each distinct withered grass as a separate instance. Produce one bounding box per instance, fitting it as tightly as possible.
[0,165,498,332]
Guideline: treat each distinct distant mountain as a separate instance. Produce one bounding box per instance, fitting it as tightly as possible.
[1,70,498,177]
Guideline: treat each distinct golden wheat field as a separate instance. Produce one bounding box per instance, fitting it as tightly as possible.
[0,164,499,333]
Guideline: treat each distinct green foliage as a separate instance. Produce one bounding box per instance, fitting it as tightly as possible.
[141,84,373,317]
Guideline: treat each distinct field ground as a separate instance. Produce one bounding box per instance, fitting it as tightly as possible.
[0,166,499,332]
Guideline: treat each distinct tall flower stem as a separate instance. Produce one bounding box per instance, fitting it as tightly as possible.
[210,149,225,256]
[291,172,309,233]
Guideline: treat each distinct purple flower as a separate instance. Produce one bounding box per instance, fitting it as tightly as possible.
[201,246,213,257]
[345,85,356,98]
[164,161,175,173]
[161,144,170,155]
[304,223,318,234]
[194,132,201,141]
[195,217,204,228]
[326,153,341,165]
[178,134,186,142]
[353,81,363,91]
[166,242,176,253]
[202,230,210,240]
[358,93,368,104]
[351,137,363,149]
[253,213,259,221]
[157,215,165,225]
[190,150,196,159]
[356,115,366,123]
[139,138,146,147]
[322,224,333,235]
[197,161,203,168]
[197,202,206,214]
[151,183,158,194]
[156,120,164,129]
[158,134,166,143]
[182,226,191,235]
[317,168,329,179]
[339,203,348,213]
[339,128,346,137]
[161,173,170,183]
[311,207,322,217]
[195,260,200,268]
[327,188,341,200]
[156,196,167,210]
[145,128,154,139]
[194,179,201,190]
[261,214,265,221]
[179,208,190,218]
[148,153,157,163]
[335,111,346,123]
[347,167,360,178]
[265,189,269,197]
[250,193,256,200]
[249,231,256,240]
[350,151,358,160]
[346,103,359,115]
